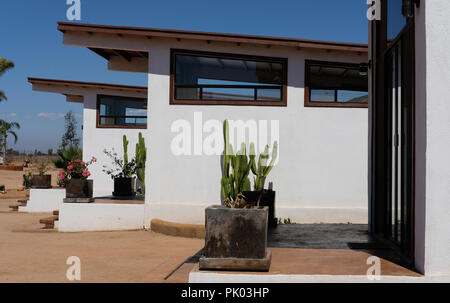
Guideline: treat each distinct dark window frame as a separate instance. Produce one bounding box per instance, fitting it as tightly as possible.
[96,94,147,129]
[304,60,368,108]
[170,49,288,106]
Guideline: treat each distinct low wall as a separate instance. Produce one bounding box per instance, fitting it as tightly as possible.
[58,203,146,232]
[144,202,368,225]
[19,188,65,212]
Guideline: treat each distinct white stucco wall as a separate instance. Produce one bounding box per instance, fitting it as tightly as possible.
[415,0,450,276]
[63,31,369,224]
[81,91,146,197]
[31,83,146,197]
[142,39,368,224]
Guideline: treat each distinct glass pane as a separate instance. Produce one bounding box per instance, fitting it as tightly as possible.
[257,88,282,101]
[387,0,407,41]
[337,90,368,103]
[174,53,284,101]
[99,96,147,126]
[310,89,336,102]
[308,62,368,103]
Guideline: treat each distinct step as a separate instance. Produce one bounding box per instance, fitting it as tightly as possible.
[9,205,19,211]
[39,215,59,229]
[17,199,27,205]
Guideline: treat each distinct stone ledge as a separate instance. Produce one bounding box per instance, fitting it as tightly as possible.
[150,218,205,239]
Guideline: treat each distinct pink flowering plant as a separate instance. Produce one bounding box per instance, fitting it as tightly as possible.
[59,157,97,185]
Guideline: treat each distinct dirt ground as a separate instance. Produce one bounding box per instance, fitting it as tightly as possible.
[0,198,203,282]
[0,164,60,189]
[0,167,204,283]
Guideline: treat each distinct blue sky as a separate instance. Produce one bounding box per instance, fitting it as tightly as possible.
[0,0,368,152]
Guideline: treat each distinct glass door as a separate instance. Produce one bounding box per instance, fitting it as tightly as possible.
[384,23,414,259]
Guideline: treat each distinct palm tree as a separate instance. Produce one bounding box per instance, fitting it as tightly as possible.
[0,57,15,102]
[0,120,20,158]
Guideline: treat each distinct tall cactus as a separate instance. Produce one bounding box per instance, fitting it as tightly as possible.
[221,120,252,207]
[251,141,278,191]
[123,135,129,167]
[135,132,146,193]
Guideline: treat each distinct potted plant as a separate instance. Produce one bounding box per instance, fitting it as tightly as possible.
[23,172,33,189]
[242,141,278,228]
[63,156,97,202]
[31,162,52,189]
[103,135,137,197]
[199,120,272,272]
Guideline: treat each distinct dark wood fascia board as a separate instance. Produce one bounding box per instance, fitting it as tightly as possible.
[57,22,368,53]
[28,78,147,94]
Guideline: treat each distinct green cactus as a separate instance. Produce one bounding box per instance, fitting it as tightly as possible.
[251,141,278,191]
[135,132,146,193]
[123,135,129,167]
[221,120,252,207]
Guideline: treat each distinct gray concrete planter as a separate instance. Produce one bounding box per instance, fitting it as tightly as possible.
[31,175,52,189]
[199,205,271,272]
[64,179,93,203]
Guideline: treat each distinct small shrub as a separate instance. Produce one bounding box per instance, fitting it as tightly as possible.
[278,218,294,225]
[36,162,48,176]
[23,172,33,189]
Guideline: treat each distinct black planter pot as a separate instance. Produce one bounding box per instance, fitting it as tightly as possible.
[113,177,135,197]
[31,175,52,189]
[199,205,271,271]
[65,179,93,199]
[242,190,277,228]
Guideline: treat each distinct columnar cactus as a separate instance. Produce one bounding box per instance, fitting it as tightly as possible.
[123,135,129,167]
[135,132,146,193]
[221,120,252,207]
[250,141,278,191]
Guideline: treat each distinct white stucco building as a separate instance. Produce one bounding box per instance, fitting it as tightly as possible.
[27,0,450,278]
[28,78,147,197]
[54,22,369,226]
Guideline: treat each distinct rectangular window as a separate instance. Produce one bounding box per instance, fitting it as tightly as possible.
[170,49,287,106]
[304,60,368,108]
[97,95,147,128]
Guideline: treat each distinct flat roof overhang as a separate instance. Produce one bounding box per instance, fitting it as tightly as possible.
[28,78,147,103]
[57,22,368,73]
[57,22,368,53]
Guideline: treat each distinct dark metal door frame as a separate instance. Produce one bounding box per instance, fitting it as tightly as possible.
[369,0,415,266]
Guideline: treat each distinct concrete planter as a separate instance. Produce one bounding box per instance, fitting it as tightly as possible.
[31,175,52,189]
[113,177,135,197]
[242,190,277,228]
[64,179,93,203]
[199,205,271,272]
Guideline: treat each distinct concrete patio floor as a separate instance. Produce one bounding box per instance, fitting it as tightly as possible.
[189,224,421,282]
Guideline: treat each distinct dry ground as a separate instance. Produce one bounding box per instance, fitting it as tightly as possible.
[0,198,203,283]
[0,168,203,283]
[0,165,60,189]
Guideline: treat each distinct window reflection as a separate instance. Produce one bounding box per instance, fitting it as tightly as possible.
[174,52,285,102]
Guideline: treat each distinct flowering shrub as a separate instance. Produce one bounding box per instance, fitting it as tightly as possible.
[102,149,136,179]
[60,156,97,182]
